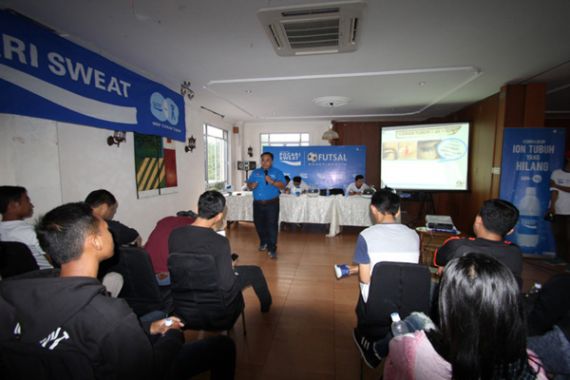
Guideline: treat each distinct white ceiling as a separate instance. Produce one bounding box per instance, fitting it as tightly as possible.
[2,0,570,124]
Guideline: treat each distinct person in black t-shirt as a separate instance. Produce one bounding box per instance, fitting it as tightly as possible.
[169,190,272,313]
[85,189,141,296]
[85,189,141,247]
[434,199,523,288]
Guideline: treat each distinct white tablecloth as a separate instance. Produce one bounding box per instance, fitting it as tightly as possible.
[225,193,373,237]
[336,196,373,227]
[225,192,254,221]
[279,194,336,224]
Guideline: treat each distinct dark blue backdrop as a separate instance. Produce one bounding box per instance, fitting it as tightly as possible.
[0,10,185,141]
[263,145,366,189]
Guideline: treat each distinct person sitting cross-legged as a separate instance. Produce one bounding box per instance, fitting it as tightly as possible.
[169,190,272,313]
[0,202,236,380]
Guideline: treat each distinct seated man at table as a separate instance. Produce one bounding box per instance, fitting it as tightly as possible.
[433,198,523,288]
[284,176,310,195]
[169,190,272,312]
[282,176,291,193]
[346,175,370,196]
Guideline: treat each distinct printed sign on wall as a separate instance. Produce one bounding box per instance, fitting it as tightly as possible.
[134,133,178,196]
[263,145,366,190]
[0,10,185,141]
[499,128,566,256]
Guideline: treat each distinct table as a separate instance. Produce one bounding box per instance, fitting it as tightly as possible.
[335,195,374,231]
[225,192,254,222]
[225,193,373,237]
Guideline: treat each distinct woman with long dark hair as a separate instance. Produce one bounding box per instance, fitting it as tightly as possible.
[384,253,546,380]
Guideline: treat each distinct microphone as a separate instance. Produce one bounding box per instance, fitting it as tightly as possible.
[264,169,268,185]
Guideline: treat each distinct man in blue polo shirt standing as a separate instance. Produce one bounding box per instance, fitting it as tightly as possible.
[247,152,285,259]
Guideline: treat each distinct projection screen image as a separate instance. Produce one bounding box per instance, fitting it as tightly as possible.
[381,123,470,190]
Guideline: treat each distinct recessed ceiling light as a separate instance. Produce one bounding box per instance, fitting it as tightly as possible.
[312,96,351,108]
[418,81,426,87]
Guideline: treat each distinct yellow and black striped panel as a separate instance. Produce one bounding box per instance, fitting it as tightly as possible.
[136,157,166,191]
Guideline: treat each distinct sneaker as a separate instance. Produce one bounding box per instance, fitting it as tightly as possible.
[352,329,380,368]
[334,264,351,279]
[258,244,268,251]
[268,251,277,259]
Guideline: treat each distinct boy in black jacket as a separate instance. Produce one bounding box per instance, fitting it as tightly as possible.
[0,202,235,379]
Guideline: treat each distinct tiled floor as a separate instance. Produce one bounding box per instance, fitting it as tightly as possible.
[186,222,567,380]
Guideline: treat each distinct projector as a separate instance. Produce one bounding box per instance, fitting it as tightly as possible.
[425,215,456,231]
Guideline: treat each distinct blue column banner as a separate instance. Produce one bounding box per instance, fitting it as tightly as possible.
[263,145,366,189]
[0,10,185,141]
[499,128,566,256]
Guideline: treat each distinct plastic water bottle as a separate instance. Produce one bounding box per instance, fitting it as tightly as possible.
[390,312,410,336]
[517,187,541,248]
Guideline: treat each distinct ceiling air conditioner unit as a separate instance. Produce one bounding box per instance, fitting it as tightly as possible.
[257,1,366,57]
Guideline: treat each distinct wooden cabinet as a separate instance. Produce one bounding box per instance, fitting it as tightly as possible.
[416,229,463,267]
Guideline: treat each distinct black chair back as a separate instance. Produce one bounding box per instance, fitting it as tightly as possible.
[168,252,243,331]
[113,246,163,316]
[0,241,39,279]
[356,261,431,340]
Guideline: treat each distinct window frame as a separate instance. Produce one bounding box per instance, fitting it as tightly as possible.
[203,124,229,190]
[260,132,310,148]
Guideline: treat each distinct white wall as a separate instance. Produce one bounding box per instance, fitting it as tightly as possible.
[0,100,233,240]
[236,120,332,184]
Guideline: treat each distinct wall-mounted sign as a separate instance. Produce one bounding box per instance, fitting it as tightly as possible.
[264,145,366,189]
[0,10,185,141]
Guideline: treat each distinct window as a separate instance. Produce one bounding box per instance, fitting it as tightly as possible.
[260,133,310,147]
[204,124,229,190]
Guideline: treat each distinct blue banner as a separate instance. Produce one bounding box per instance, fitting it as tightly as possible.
[264,145,366,189]
[0,10,185,141]
[499,128,566,256]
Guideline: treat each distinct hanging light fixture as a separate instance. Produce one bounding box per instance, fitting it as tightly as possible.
[322,126,339,142]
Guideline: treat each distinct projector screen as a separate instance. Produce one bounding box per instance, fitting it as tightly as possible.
[381,122,470,191]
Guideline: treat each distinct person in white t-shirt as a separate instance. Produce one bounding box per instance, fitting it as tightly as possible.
[0,186,53,269]
[549,153,570,263]
[346,175,370,195]
[352,188,419,302]
[285,176,310,195]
